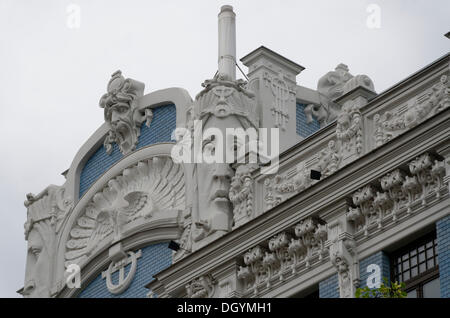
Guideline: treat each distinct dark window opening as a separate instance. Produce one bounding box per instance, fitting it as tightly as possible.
[391,231,440,298]
[290,285,319,298]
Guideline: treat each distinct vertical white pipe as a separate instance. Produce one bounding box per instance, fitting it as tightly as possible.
[218,5,236,81]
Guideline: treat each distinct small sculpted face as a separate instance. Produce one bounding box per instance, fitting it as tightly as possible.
[23,229,51,298]
[199,161,233,207]
[335,256,348,273]
[337,109,351,128]
[107,103,134,149]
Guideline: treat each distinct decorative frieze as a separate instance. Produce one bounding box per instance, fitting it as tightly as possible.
[263,161,315,211]
[262,141,345,212]
[317,140,342,178]
[374,75,450,147]
[262,102,364,212]
[346,153,446,237]
[237,217,328,295]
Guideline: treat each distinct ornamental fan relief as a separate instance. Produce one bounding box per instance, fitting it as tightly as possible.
[65,156,185,266]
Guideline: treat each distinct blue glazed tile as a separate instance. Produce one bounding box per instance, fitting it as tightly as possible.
[79,242,172,298]
[79,104,176,198]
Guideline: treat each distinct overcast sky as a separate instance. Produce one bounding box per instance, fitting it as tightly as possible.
[0,0,448,298]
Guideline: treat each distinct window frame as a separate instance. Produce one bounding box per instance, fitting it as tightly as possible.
[390,231,439,298]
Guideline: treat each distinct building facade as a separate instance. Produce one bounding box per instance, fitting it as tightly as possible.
[20,6,450,298]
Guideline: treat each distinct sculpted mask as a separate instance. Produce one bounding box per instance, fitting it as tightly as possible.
[191,75,258,244]
[99,70,151,155]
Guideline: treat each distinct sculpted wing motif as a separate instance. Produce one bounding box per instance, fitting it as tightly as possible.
[65,156,185,267]
[119,191,149,221]
[85,210,114,256]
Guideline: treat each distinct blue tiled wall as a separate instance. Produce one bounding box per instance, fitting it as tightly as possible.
[296,103,320,138]
[359,251,391,290]
[135,104,176,150]
[79,104,176,198]
[437,215,450,298]
[319,273,339,298]
[79,142,122,198]
[78,242,172,298]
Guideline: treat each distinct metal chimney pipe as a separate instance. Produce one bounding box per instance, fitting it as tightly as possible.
[218,5,236,81]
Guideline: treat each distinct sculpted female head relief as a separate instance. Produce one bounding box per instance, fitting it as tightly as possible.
[22,186,72,297]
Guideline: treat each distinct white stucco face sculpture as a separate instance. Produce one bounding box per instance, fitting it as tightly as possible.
[99,70,149,155]
[191,74,257,243]
[23,224,54,298]
[193,119,235,241]
[196,159,234,238]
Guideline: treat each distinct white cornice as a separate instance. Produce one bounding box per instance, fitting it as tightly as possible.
[150,108,450,296]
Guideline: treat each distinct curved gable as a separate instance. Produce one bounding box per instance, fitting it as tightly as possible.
[79,104,176,198]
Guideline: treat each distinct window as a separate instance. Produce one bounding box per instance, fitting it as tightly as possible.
[391,232,440,298]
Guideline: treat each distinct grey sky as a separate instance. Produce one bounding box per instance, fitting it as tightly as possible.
[0,0,448,298]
